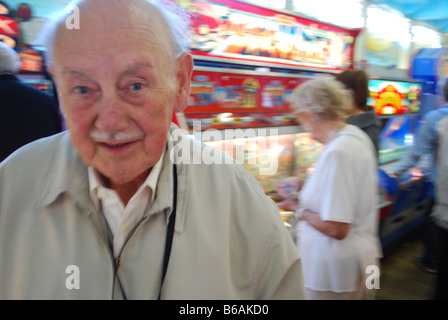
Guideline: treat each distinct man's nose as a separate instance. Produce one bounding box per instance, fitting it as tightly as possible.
[94,97,128,132]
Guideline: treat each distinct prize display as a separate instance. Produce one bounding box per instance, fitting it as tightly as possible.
[184,67,311,129]
[204,132,323,195]
[180,0,357,215]
[178,0,358,71]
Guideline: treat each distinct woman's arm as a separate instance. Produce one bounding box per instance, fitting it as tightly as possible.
[302,209,350,240]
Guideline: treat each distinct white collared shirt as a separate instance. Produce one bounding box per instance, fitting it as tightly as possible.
[88,150,165,258]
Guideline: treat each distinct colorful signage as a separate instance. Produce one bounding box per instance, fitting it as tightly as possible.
[0,1,45,73]
[0,1,20,48]
[18,46,44,73]
[178,0,358,71]
[368,79,422,115]
[183,67,309,129]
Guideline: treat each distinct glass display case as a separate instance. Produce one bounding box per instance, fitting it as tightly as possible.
[202,128,322,241]
[204,129,323,195]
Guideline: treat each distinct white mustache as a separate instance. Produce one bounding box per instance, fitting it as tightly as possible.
[90,128,145,142]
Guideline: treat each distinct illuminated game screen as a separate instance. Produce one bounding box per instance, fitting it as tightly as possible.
[18,47,45,74]
[368,79,422,115]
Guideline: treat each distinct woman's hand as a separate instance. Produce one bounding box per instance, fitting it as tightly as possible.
[276,177,303,212]
[277,196,299,212]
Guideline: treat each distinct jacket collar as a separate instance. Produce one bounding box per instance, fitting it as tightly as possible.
[0,73,18,81]
[34,132,96,214]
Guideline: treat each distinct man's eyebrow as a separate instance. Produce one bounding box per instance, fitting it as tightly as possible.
[59,63,154,78]
[119,63,154,76]
[61,69,90,78]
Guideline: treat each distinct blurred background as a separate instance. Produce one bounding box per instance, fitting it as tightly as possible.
[2,0,447,299]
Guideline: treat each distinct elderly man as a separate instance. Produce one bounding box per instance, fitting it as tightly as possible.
[0,0,305,300]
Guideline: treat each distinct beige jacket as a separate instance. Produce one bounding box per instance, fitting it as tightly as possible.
[0,126,305,299]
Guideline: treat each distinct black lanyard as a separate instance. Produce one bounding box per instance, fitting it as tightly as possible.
[108,164,177,300]
[157,163,177,300]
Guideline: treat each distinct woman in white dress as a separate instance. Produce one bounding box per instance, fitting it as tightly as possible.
[278,77,382,300]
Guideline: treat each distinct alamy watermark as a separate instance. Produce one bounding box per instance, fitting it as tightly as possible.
[366,265,380,290]
[65,5,80,30]
[169,121,280,176]
[65,265,80,290]
[64,264,381,290]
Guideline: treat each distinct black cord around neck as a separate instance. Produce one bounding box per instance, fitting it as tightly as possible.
[112,164,177,300]
[157,164,177,300]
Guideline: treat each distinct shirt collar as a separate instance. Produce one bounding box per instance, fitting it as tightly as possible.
[88,148,165,208]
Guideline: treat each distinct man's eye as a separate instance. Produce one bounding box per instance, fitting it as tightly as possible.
[74,86,90,94]
[130,83,143,91]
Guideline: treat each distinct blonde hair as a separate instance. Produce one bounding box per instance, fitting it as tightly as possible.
[289,77,350,121]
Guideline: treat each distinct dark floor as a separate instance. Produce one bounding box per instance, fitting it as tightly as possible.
[375,228,438,300]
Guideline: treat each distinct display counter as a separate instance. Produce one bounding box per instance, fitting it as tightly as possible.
[200,126,317,243]
[201,126,322,195]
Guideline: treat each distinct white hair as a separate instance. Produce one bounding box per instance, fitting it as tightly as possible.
[40,0,192,69]
[289,77,350,121]
[0,41,21,73]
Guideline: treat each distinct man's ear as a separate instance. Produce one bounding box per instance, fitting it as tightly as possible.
[173,52,194,113]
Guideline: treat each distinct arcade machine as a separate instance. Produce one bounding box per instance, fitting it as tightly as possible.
[17,45,56,97]
[373,76,433,247]
[176,0,359,227]
[411,47,448,107]
[376,48,448,247]
[0,2,55,97]
[375,48,448,247]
